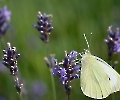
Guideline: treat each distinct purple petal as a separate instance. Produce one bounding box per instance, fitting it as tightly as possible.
[59,76,67,84]
[60,68,67,76]
[52,67,58,75]
[74,74,80,79]
[74,65,81,72]
[3,6,11,22]
[69,50,78,58]
[114,43,120,52]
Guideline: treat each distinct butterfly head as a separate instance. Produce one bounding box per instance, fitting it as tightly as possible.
[79,49,91,57]
[84,49,90,54]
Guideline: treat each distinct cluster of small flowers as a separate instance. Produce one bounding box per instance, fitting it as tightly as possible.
[104,26,120,59]
[2,42,20,75]
[104,26,120,68]
[33,12,53,43]
[0,6,11,37]
[2,43,23,93]
[52,50,81,94]
[33,12,56,98]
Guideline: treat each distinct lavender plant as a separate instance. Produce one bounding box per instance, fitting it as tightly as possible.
[0,6,11,48]
[104,26,120,100]
[0,6,11,37]
[0,5,23,100]
[2,42,23,99]
[33,11,56,100]
[52,50,80,100]
[33,11,53,43]
[104,26,120,68]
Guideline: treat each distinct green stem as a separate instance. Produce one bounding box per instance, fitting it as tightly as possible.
[67,94,70,100]
[20,93,23,100]
[50,69,57,100]
[45,43,56,100]
[18,92,22,100]
[0,38,5,49]
[45,42,50,59]
[112,93,115,100]
[108,59,115,100]
[13,75,23,100]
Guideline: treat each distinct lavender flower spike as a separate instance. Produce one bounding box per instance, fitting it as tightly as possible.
[33,11,53,43]
[2,42,23,94]
[52,50,81,94]
[104,26,120,60]
[2,42,20,75]
[0,6,11,36]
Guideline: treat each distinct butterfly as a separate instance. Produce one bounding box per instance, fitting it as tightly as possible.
[80,34,120,99]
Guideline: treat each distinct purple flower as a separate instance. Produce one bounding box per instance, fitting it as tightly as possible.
[104,26,120,60]
[33,11,53,43]
[2,42,20,75]
[2,6,11,21]
[73,65,81,72]
[0,6,11,36]
[2,42,23,94]
[52,50,81,94]
[69,50,78,59]
[114,40,120,52]
[60,68,67,77]
[60,76,68,84]
[52,50,80,83]
[53,66,60,75]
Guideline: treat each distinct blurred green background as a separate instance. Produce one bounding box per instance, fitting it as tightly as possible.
[0,0,120,100]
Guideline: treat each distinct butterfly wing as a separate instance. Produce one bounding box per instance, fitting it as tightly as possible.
[94,56,120,92]
[81,54,120,99]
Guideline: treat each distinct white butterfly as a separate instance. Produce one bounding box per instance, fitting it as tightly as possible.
[80,34,120,99]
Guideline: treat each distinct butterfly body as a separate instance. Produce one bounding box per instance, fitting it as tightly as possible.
[80,50,120,99]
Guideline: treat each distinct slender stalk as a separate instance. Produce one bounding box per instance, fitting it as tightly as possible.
[108,60,115,100]
[112,93,115,100]
[50,68,56,100]
[45,43,50,59]
[0,38,5,49]
[13,75,23,100]
[45,43,56,100]
[67,94,70,100]
[18,92,22,100]
[66,83,70,100]
[19,93,23,100]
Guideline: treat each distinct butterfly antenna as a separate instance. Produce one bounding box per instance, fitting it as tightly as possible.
[83,34,90,51]
[79,52,82,57]
[89,32,93,49]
